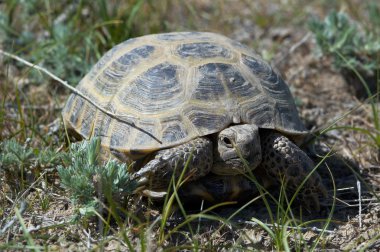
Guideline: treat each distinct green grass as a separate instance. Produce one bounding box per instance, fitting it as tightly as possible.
[0,0,170,85]
[1,0,380,250]
[308,8,380,102]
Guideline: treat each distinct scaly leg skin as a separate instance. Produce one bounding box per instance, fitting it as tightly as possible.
[260,131,327,211]
[132,137,213,197]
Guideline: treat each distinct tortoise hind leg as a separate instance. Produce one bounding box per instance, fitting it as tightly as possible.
[260,131,327,211]
[132,137,213,196]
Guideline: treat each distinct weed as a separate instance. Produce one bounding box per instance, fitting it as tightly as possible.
[309,9,380,151]
[309,10,380,74]
[0,138,63,190]
[308,9,380,98]
[57,137,136,209]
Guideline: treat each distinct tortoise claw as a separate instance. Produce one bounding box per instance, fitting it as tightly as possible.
[136,177,148,186]
[142,189,168,199]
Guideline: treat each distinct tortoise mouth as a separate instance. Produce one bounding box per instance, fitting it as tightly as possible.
[211,158,248,175]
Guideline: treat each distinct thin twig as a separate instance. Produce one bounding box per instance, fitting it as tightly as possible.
[337,198,377,203]
[357,180,362,228]
[243,220,335,234]
[0,49,136,120]
[0,49,162,144]
[336,187,356,191]
[3,194,14,204]
[15,171,48,206]
[4,103,62,111]
[0,201,28,235]
[86,229,92,250]
[26,220,68,232]
[274,32,312,66]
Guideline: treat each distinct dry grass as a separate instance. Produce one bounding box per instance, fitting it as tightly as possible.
[1,0,379,250]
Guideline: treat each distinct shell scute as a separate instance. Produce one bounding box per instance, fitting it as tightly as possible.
[79,103,96,138]
[117,45,154,64]
[193,63,227,101]
[162,123,188,143]
[92,113,112,139]
[156,31,210,41]
[93,45,156,96]
[68,96,85,128]
[110,119,131,149]
[132,120,158,148]
[116,62,184,113]
[183,105,230,135]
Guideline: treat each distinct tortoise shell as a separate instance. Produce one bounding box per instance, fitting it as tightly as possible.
[62,32,307,160]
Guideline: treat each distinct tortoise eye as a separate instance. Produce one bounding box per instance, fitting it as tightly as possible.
[221,137,233,148]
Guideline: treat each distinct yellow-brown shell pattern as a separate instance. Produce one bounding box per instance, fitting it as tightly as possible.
[62,32,306,159]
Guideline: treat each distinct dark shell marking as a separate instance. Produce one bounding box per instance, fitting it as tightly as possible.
[177,42,231,59]
[193,63,227,101]
[62,32,307,159]
[183,106,230,135]
[117,62,184,113]
[160,115,189,143]
[94,45,155,96]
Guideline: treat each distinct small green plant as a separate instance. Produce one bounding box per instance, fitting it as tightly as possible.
[0,138,63,190]
[308,9,380,102]
[308,10,380,76]
[57,137,136,208]
[309,9,380,150]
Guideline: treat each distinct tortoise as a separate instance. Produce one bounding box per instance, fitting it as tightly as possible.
[62,32,326,210]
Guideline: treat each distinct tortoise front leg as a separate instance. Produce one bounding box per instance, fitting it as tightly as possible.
[260,131,327,211]
[132,137,213,196]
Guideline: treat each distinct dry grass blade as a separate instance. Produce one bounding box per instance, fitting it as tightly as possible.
[0,49,163,144]
[0,49,127,120]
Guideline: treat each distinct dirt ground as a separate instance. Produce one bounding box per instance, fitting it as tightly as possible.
[1,1,380,251]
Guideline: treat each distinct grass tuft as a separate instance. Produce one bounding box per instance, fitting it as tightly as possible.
[0,0,170,85]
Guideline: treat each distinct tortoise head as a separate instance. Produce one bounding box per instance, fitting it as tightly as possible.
[212,124,262,175]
